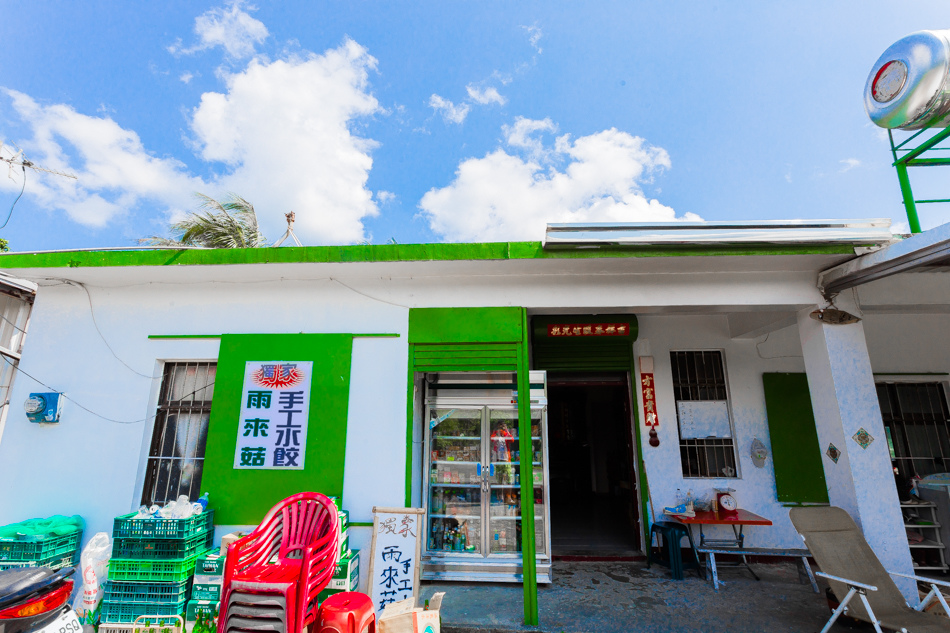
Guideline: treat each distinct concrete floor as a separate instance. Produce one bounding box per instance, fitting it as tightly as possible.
[420,560,879,633]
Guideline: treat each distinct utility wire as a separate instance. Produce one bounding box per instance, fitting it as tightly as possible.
[65,279,163,379]
[0,165,26,230]
[2,354,213,425]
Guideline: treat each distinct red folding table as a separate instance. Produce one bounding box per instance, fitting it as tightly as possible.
[675,509,773,583]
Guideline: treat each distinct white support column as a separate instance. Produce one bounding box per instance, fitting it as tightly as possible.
[797,295,917,603]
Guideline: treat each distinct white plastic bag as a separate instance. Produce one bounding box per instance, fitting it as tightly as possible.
[72,532,112,619]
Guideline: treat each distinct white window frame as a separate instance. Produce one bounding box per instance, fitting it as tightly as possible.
[670,349,740,479]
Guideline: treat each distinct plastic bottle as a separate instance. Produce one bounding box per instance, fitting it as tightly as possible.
[196,492,210,510]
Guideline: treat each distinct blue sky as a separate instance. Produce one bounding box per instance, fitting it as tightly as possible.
[0,1,948,251]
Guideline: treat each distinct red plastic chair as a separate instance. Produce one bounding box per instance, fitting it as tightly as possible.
[218,492,340,633]
[316,592,376,633]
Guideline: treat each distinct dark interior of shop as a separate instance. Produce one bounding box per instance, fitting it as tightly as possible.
[547,375,640,558]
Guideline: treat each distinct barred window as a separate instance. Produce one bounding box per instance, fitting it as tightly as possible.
[670,351,738,478]
[142,362,216,505]
[877,382,950,480]
[0,288,33,442]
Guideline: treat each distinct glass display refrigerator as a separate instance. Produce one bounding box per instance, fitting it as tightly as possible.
[420,371,552,583]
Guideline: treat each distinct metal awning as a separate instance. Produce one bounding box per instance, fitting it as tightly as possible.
[818,221,950,297]
[543,219,895,249]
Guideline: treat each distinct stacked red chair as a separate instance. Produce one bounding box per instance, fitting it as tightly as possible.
[217,493,340,633]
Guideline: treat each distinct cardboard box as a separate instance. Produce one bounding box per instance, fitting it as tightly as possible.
[339,533,349,558]
[193,573,223,586]
[186,600,219,622]
[192,583,221,601]
[339,509,349,533]
[195,552,225,577]
[327,549,359,590]
[219,531,248,556]
[378,593,444,633]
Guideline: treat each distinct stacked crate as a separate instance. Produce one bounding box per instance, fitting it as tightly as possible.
[0,517,83,571]
[100,510,215,624]
[186,551,224,624]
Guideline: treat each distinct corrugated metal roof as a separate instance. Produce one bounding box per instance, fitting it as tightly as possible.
[544,219,895,249]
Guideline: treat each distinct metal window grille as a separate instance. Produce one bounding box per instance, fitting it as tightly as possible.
[670,350,737,478]
[141,362,216,505]
[0,290,32,444]
[877,382,950,480]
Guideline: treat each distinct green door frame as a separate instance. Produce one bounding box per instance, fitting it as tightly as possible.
[405,307,539,626]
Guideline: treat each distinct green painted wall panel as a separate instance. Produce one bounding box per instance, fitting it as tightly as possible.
[762,372,829,504]
[202,333,354,524]
[408,307,524,344]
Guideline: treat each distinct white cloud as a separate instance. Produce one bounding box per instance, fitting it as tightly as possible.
[0,89,205,227]
[179,72,194,84]
[168,1,268,60]
[190,39,382,243]
[420,118,696,242]
[503,116,558,162]
[522,24,543,54]
[840,158,861,172]
[466,85,506,106]
[428,94,470,124]
[1,37,382,243]
[376,190,396,204]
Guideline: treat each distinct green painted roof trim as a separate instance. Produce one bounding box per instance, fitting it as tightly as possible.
[0,241,856,269]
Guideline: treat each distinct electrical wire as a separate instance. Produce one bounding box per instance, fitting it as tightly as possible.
[0,311,26,335]
[64,279,163,379]
[329,277,410,308]
[0,165,26,230]
[2,354,213,425]
[754,330,803,360]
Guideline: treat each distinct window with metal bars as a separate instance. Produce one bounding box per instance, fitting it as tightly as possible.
[141,362,216,505]
[876,382,950,480]
[670,350,738,478]
[0,289,32,443]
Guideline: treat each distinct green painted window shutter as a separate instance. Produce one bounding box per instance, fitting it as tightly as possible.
[412,343,519,372]
[762,373,829,504]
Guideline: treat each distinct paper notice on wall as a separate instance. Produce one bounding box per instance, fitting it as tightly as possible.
[233,360,313,470]
[677,400,731,439]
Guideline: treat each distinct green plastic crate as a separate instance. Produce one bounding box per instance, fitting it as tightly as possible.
[0,550,80,571]
[107,551,207,583]
[112,511,214,540]
[112,531,212,560]
[103,580,191,604]
[0,529,82,563]
[100,598,187,624]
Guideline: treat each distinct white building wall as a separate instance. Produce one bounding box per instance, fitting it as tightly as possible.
[635,315,808,549]
[0,278,409,553]
[1,260,947,569]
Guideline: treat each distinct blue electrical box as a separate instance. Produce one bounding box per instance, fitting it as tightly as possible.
[25,392,62,424]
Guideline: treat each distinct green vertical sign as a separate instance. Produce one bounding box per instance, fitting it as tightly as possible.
[202,333,354,524]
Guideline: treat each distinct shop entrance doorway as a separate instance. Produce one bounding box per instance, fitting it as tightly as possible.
[547,373,640,557]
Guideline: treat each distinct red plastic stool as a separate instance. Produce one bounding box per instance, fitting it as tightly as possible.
[316,592,376,633]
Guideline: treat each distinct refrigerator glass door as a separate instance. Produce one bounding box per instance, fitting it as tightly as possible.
[487,407,547,556]
[427,407,483,555]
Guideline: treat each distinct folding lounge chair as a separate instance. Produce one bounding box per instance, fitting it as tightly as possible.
[790,506,950,633]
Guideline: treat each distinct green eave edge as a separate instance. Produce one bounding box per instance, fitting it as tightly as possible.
[0,242,856,269]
